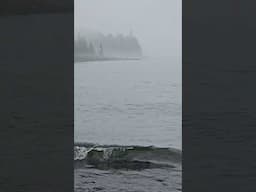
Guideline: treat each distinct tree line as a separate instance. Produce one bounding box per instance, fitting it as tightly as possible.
[75,32,142,58]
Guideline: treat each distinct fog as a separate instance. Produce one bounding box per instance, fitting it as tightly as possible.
[75,0,181,58]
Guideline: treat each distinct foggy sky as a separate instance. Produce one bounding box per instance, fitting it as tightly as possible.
[75,0,181,57]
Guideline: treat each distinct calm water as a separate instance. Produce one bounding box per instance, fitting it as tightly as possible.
[75,57,181,149]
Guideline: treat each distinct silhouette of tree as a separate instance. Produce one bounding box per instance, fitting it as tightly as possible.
[88,42,95,56]
[75,32,142,58]
[99,43,104,57]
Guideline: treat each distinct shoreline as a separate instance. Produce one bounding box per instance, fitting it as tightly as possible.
[74,56,141,63]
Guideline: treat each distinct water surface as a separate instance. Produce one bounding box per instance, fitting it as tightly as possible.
[75,57,181,149]
[74,57,181,192]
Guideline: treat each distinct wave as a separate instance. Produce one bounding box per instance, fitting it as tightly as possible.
[74,142,181,170]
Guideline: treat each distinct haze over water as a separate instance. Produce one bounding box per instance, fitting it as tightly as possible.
[75,0,182,149]
[75,56,181,149]
[74,1,181,191]
[75,0,181,58]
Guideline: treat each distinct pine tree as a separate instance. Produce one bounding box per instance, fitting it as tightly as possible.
[89,42,95,56]
[99,43,104,57]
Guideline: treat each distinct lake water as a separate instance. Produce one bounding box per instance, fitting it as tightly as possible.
[74,57,181,192]
[75,57,181,149]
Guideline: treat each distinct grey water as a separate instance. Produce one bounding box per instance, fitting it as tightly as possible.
[75,57,181,149]
[74,57,181,192]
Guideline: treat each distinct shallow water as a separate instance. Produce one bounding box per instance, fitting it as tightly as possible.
[75,166,181,192]
[74,144,181,192]
[74,57,181,191]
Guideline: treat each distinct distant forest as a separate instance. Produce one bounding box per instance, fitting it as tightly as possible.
[75,32,142,60]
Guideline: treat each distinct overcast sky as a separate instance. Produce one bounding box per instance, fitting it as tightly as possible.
[75,0,181,57]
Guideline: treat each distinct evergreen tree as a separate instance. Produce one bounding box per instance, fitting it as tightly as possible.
[99,43,104,57]
[89,42,95,56]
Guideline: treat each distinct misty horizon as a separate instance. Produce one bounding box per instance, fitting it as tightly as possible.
[75,0,181,57]
[75,30,143,59]
[75,1,181,191]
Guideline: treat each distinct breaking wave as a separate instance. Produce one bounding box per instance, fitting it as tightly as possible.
[74,142,181,170]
